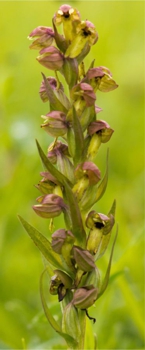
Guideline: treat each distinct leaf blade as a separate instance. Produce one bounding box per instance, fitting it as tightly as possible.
[18,215,72,275]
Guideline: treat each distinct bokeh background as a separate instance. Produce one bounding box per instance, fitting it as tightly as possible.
[0,1,144,349]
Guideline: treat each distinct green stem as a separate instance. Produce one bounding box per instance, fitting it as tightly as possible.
[78,310,86,349]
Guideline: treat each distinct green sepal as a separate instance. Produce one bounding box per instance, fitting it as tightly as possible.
[72,107,85,165]
[18,216,73,277]
[40,269,78,349]
[36,140,72,186]
[97,226,118,299]
[41,73,67,113]
[63,180,86,247]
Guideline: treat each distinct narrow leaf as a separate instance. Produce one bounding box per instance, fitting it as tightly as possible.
[40,269,78,349]
[36,140,72,186]
[42,73,67,113]
[40,269,61,333]
[18,215,72,275]
[72,107,85,165]
[108,198,116,217]
[97,225,118,299]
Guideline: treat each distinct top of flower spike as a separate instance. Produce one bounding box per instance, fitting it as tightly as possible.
[54,4,80,25]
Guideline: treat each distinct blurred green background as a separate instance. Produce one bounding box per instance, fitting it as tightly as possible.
[0,1,144,349]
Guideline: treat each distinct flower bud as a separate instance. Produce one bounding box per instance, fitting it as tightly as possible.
[71,82,96,110]
[51,229,75,254]
[28,26,54,50]
[41,111,69,137]
[39,76,63,102]
[72,246,96,272]
[47,141,74,183]
[72,286,98,309]
[86,66,118,92]
[32,194,67,219]
[47,141,69,164]
[37,46,64,71]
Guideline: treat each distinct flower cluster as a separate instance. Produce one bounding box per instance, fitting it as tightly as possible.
[26,4,118,348]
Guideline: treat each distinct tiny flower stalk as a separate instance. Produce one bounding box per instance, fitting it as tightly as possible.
[19,4,118,350]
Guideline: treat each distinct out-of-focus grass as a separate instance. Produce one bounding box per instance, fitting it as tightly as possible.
[0,1,144,349]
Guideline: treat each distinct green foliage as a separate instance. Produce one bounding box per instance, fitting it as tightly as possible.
[0,1,144,349]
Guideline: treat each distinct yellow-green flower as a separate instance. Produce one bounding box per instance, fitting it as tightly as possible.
[53,4,81,41]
